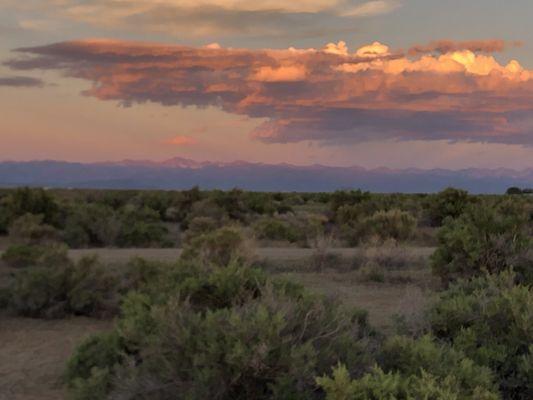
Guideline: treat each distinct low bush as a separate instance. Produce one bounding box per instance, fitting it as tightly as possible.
[1,243,69,268]
[1,244,44,268]
[181,216,220,244]
[426,187,472,227]
[429,271,533,399]
[355,264,386,283]
[65,332,123,399]
[181,226,255,267]
[8,213,59,245]
[431,204,531,286]
[359,240,420,270]
[65,260,376,400]
[116,206,170,248]
[253,217,300,243]
[318,335,499,400]
[8,255,118,318]
[363,209,417,242]
[308,235,343,272]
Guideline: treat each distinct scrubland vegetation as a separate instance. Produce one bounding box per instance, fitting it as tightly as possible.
[0,187,531,399]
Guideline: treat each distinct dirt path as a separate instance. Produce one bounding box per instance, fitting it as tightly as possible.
[0,315,111,400]
[66,247,435,263]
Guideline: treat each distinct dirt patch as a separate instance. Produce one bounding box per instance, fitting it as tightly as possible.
[278,271,435,329]
[0,314,111,400]
[65,247,435,264]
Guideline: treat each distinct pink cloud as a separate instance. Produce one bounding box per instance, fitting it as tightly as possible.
[6,38,533,146]
[165,135,198,146]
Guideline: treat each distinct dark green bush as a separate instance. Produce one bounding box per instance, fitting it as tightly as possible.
[8,255,118,318]
[8,213,59,245]
[181,226,255,266]
[331,190,371,214]
[1,243,69,268]
[426,187,472,227]
[317,364,498,400]
[65,331,123,399]
[117,206,170,247]
[2,244,44,268]
[7,187,60,226]
[429,271,533,399]
[65,260,376,400]
[363,209,417,242]
[431,204,531,286]
[253,217,300,243]
[318,335,499,399]
[63,203,119,247]
[181,216,220,244]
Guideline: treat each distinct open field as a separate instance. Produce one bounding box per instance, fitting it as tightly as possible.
[1,188,529,399]
[0,245,437,400]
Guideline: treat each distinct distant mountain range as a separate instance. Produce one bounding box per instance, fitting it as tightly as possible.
[0,158,532,194]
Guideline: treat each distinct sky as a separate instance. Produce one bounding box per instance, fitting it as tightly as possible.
[1,0,533,169]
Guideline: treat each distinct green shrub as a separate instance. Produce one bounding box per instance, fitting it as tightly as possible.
[181,226,255,266]
[317,364,498,400]
[363,209,417,242]
[63,203,120,247]
[66,261,376,400]
[1,244,43,268]
[0,287,9,309]
[117,206,169,247]
[7,187,60,226]
[1,243,69,268]
[318,335,499,400]
[253,217,300,243]
[181,216,220,244]
[331,190,371,214]
[65,331,123,399]
[431,205,531,286]
[120,257,167,293]
[428,271,533,399]
[8,256,118,318]
[8,213,59,245]
[0,199,10,234]
[426,187,472,227]
[356,264,386,283]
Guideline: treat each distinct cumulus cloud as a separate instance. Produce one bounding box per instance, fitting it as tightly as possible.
[1,0,402,38]
[0,75,44,87]
[5,38,533,145]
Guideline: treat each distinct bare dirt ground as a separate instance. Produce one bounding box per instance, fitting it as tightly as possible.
[0,315,111,400]
[279,272,434,328]
[67,247,435,263]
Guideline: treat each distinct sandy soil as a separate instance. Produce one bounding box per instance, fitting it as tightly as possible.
[66,247,435,263]
[0,315,111,400]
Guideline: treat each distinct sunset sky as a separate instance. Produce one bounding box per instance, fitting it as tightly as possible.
[1,0,533,169]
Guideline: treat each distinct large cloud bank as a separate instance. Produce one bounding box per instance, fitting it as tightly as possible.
[6,38,533,145]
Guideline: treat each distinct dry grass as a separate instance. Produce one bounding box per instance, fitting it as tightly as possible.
[277,270,435,330]
[0,314,111,400]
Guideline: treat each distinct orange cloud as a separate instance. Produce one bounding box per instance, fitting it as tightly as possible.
[165,135,198,146]
[252,65,308,82]
[6,38,533,146]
